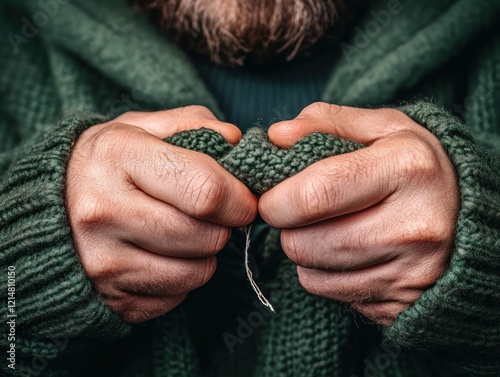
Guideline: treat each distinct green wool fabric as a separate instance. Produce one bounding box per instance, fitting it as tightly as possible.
[165,128,364,194]
[1,0,500,376]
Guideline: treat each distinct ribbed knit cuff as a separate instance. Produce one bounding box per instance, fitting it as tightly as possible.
[0,115,130,373]
[384,102,500,375]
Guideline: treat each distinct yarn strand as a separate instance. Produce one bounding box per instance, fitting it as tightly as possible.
[243,225,275,313]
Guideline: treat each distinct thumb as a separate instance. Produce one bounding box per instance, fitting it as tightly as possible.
[268,103,411,149]
[112,106,242,145]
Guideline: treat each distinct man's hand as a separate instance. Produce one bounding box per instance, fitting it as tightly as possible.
[260,103,460,326]
[66,106,258,323]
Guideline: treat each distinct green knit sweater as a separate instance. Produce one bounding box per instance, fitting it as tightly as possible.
[1,0,500,376]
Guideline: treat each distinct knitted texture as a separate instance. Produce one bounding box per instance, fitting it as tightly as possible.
[0,116,130,375]
[385,103,500,374]
[1,0,500,376]
[323,0,500,107]
[190,48,338,130]
[163,129,364,376]
[165,127,363,193]
[164,101,500,377]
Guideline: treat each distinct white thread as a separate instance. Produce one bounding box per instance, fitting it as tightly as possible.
[243,225,275,313]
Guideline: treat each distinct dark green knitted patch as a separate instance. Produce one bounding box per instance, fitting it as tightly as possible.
[165,127,364,194]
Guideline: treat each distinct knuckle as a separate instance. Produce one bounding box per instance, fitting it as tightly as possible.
[301,101,327,114]
[375,108,407,123]
[181,105,215,118]
[112,111,141,123]
[407,259,447,289]
[281,231,310,267]
[88,123,134,164]
[297,268,323,296]
[426,220,452,246]
[300,102,342,118]
[74,192,112,228]
[84,254,117,282]
[374,107,396,117]
[192,257,217,288]
[395,132,438,182]
[397,217,451,247]
[241,198,259,226]
[184,170,226,218]
[202,227,231,256]
[324,103,344,117]
[374,108,414,134]
[418,269,445,289]
[295,175,335,222]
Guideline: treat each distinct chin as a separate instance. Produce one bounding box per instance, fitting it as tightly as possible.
[131,0,348,66]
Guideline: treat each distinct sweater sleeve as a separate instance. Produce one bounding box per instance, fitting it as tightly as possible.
[0,115,130,376]
[384,102,500,376]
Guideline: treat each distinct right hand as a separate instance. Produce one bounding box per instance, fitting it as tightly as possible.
[66,106,257,323]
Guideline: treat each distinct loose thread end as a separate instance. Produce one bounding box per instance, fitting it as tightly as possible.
[243,225,276,313]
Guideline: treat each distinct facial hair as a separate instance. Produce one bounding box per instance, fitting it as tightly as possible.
[131,0,348,66]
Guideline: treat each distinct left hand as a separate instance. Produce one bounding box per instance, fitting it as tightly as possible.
[259,102,460,326]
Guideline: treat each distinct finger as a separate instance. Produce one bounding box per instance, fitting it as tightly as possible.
[297,264,422,304]
[350,301,410,327]
[89,242,218,297]
[118,253,216,296]
[123,135,258,227]
[114,190,231,257]
[280,205,400,271]
[268,103,413,148]
[109,293,188,324]
[259,141,396,228]
[113,106,242,144]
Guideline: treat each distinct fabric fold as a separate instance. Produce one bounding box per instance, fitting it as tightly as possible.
[385,102,500,376]
[0,116,130,376]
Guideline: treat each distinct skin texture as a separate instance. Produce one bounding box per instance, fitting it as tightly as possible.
[66,106,258,323]
[260,102,460,326]
[66,103,460,326]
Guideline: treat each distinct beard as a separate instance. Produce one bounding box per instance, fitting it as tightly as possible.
[131,0,348,66]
